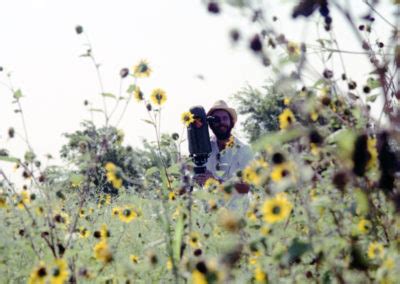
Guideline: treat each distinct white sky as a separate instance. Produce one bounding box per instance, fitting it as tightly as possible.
[0,0,396,172]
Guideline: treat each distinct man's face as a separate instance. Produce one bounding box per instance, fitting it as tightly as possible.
[209,109,233,140]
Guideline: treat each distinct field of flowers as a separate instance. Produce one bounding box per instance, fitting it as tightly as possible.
[1,1,400,283]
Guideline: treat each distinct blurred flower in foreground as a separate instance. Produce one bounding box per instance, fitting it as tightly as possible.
[262,193,292,223]
[93,240,113,263]
[278,108,296,130]
[367,241,384,260]
[357,219,371,234]
[133,60,151,78]
[49,259,68,284]
[105,162,123,189]
[118,206,137,223]
[133,86,144,102]
[28,262,47,284]
[181,111,194,127]
[150,88,167,106]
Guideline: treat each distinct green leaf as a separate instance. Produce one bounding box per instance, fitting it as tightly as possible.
[284,238,311,264]
[367,77,380,90]
[253,128,303,151]
[141,119,156,126]
[167,164,180,175]
[101,93,116,99]
[145,166,160,176]
[366,94,378,102]
[13,89,23,99]
[326,128,356,158]
[126,84,137,93]
[354,188,369,216]
[89,108,104,113]
[69,174,84,187]
[173,214,184,262]
[0,155,20,163]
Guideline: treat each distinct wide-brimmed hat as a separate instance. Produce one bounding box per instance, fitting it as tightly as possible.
[207,100,237,126]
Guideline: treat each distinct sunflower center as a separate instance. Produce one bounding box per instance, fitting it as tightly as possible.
[38,267,47,277]
[272,205,281,215]
[52,268,60,277]
[123,209,131,217]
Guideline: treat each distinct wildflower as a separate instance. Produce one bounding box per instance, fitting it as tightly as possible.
[357,219,371,234]
[17,190,31,209]
[79,227,90,239]
[35,206,44,216]
[130,255,139,264]
[254,266,267,282]
[283,98,291,106]
[112,207,120,217]
[226,135,235,148]
[150,88,167,106]
[278,108,296,130]
[166,258,173,270]
[168,191,176,201]
[367,241,384,259]
[133,60,151,78]
[249,34,263,53]
[93,240,113,263]
[382,257,395,270]
[204,178,220,192]
[189,232,201,248]
[104,162,123,189]
[270,163,291,182]
[79,209,85,218]
[218,210,241,232]
[242,166,260,186]
[28,262,47,284]
[99,224,110,240]
[287,41,300,59]
[49,259,68,284]
[133,86,144,102]
[262,193,292,224]
[181,111,195,127]
[192,269,207,284]
[367,137,378,169]
[208,199,218,211]
[118,206,137,223]
[0,196,7,208]
[243,159,268,186]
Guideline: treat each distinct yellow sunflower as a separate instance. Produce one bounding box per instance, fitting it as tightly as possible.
[367,137,378,169]
[93,240,113,263]
[49,258,68,284]
[188,232,201,248]
[0,196,7,208]
[168,191,176,201]
[181,111,195,127]
[79,227,90,239]
[112,207,121,217]
[133,60,151,78]
[130,255,139,264]
[254,265,267,283]
[262,193,292,224]
[226,135,235,148]
[204,178,220,192]
[28,262,47,284]
[104,162,123,189]
[17,190,31,209]
[150,88,167,106]
[357,219,371,234]
[118,206,137,223]
[367,241,384,260]
[192,269,207,284]
[133,86,144,102]
[278,108,296,130]
[270,163,292,182]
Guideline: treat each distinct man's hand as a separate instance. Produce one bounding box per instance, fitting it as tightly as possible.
[193,170,215,187]
[234,181,250,194]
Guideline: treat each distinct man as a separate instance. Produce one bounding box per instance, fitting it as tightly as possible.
[194,100,253,195]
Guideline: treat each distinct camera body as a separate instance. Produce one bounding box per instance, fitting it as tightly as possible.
[187,106,219,174]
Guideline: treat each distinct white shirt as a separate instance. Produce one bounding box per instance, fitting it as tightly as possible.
[206,135,253,181]
[205,135,254,213]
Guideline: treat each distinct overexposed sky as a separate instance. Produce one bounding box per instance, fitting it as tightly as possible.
[0,0,396,168]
